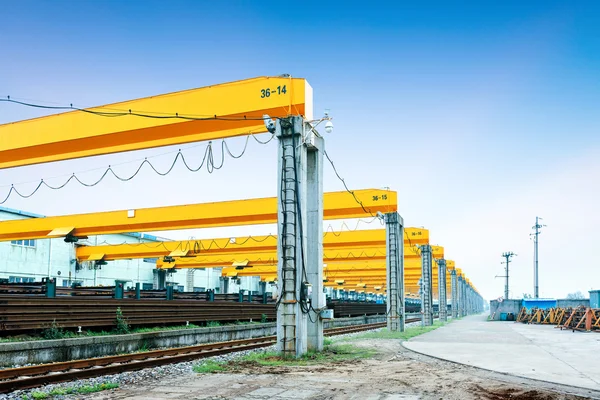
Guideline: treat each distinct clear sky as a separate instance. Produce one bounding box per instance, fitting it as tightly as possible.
[1,1,599,301]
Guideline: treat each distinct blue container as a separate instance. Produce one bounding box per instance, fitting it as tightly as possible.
[500,312,507,321]
[590,290,600,309]
[522,299,556,311]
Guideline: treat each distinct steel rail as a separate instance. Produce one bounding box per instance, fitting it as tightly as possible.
[0,322,398,393]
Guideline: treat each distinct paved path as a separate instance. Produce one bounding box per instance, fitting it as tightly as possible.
[403,314,600,390]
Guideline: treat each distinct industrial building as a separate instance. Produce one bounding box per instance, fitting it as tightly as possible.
[0,206,260,293]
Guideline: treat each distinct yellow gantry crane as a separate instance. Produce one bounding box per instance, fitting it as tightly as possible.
[75,225,423,261]
[0,76,321,357]
[0,75,482,347]
[0,189,396,242]
[0,77,312,169]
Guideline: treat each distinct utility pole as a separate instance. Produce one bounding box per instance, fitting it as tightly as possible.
[531,217,546,299]
[500,252,516,300]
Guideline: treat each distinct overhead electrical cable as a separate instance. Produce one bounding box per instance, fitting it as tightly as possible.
[0,130,274,205]
[1,97,274,121]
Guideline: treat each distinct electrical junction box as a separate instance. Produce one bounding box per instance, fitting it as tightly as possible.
[320,309,334,320]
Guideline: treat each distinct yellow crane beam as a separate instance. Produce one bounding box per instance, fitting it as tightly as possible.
[285,266,454,285]
[326,276,451,284]
[324,282,443,292]
[230,265,431,277]
[0,76,312,169]
[324,272,448,279]
[223,252,455,292]
[327,286,387,292]
[321,283,429,296]
[251,274,435,283]
[76,226,427,261]
[328,278,448,287]
[0,188,396,242]
[323,278,445,285]
[155,250,388,269]
[216,246,443,275]
[155,245,445,269]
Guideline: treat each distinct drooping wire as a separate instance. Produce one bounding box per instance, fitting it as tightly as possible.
[324,217,382,237]
[0,131,275,205]
[0,97,272,121]
[323,149,375,217]
[90,233,277,252]
[323,250,385,261]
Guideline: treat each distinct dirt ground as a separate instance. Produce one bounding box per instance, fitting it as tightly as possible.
[86,339,600,400]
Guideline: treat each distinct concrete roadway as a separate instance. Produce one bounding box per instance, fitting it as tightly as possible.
[403,314,600,391]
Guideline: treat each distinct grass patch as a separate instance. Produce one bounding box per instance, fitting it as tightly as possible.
[41,320,65,340]
[131,324,199,334]
[1,320,275,343]
[0,335,44,343]
[193,342,376,373]
[76,383,119,394]
[243,343,377,365]
[346,321,447,341]
[233,320,260,325]
[114,307,130,334]
[193,359,227,373]
[48,388,69,396]
[21,383,119,399]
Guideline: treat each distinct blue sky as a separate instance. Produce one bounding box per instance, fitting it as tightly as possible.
[1,1,599,300]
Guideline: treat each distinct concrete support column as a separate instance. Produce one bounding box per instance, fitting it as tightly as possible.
[186,269,195,292]
[420,245,433,326]
[465,286,470,315]
[437,259,447,322]
[467,285,473,315]
[385,212,405,332]
[469,288,473,314]
[459,278,464,316]
[153,270,159,290]
[450,269,458,318]
[258,281,267,295]
[458,277,467,317]
[460,278,467,316]
[306,134,324,352]
[219,277,229,294]
[276,116,323,357]
[466,285,470,314]
[154,269,166,290]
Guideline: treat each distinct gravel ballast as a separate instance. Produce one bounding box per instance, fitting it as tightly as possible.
[0,322,434,400]
[2,324,403,400]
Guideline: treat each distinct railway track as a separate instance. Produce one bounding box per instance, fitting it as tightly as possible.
[0,298,392,333]
[0,320,419,393]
